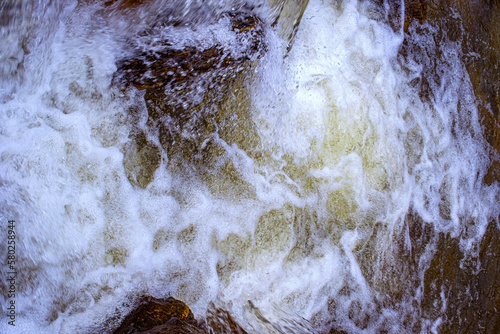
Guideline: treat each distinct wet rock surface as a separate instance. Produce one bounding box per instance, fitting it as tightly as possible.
[426,222,500,333]
[333,4,500,334]
[110,0,310,191]
[113,12,265,190]
[205,303,249,334]
[368,0,499,167]
[267,0,309,51]
[403,0,427,32]
[403,0,500,179]
[113,296,206,334]
[107,1,500,333]
[340,4,500,331]
[353,210,500,333]
[399,2,500,330]
[112,296,250,334]
[395,2,500,332]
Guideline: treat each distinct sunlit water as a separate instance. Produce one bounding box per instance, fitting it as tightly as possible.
[1,0,499,333]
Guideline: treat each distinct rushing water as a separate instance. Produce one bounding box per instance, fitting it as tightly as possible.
[1,0,499,333]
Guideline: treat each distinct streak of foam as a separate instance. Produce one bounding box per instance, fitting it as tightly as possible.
[0,0,498,333]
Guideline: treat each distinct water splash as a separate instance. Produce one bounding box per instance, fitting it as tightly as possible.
[0,0,498,333]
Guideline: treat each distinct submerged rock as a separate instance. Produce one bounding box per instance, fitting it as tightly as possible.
[111,0,310,190]
[402,0,500,181]
[267,0,309,51]
[113,12,265,190]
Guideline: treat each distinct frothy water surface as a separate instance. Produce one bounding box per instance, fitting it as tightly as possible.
[0,0,498,333]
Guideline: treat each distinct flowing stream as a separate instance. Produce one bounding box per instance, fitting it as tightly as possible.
[1,0,499,333]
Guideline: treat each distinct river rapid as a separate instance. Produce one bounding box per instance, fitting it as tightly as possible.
[0,0,499,333]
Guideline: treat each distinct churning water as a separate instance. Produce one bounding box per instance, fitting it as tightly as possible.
[0,0,499,333]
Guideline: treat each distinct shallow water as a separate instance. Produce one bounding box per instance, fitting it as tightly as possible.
[0,0,499,333]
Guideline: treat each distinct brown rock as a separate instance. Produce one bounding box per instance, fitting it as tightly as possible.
[421,220,500,333]
[111,297,254,334]
[112,1,310,190]
[114,13,265,190]
[205,303,249,334]
[113,296,200,334]
[403,0,427,32]
[485,160,500,186]
[328,329,348,334]
[136,317,206,334]
[104,0,149,8]
[402,0,500,183]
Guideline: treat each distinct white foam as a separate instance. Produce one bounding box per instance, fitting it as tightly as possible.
[0,0,498,333]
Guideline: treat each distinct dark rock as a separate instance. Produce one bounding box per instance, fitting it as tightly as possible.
[113,296,202,334]
[401,0,500,183]
[354,207,500,333]
[421,220,500,333]
[104,0,147,8]
[328,329,348,334]
[104,0,309,49]
[398,6,500,326]
[485,160,500,186]
[205,303,249,334]
[136,317,206,334]
[111,296,253,334]
[403,0,427,32]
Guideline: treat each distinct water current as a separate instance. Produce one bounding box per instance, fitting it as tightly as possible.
[0,0,499,333]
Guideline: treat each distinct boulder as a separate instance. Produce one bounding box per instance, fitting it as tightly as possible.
[113,12,264,190]
[113,296,206,334]
[110,0,310,190]
[112,296,252,334]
